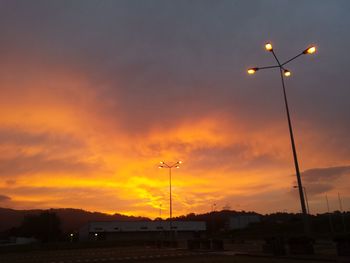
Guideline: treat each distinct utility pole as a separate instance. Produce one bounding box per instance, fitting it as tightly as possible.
[326,195,334,235]
[338,193,347,233]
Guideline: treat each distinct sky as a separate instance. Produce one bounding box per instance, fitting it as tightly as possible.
[0,0,349,218]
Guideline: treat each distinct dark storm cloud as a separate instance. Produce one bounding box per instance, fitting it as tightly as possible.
[305,183,333,196]
[1,0,349,135]
[301,165,350,195]
[303,165,350,182]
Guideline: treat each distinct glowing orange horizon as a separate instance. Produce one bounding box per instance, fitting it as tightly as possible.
[0,61,348,218]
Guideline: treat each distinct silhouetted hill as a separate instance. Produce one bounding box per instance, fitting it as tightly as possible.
[2,207,349,238]
[0,207,150,233]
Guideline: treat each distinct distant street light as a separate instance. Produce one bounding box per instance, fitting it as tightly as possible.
[247,42,316,234]
[159,161,182,234]
[159,203,162,219]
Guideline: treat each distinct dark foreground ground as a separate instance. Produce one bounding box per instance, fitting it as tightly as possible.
[0,245,348,263]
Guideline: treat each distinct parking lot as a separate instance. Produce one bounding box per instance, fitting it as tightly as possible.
[0,245,344,263]
[0,247,208,263]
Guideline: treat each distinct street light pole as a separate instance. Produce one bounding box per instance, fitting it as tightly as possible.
[159,161,182,239]
[294,185,310,214]
[248,43,316,234]
[279,66,308,217]
[169,167,172,221]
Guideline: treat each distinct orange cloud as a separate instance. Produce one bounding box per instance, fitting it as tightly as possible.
[0,59,349,218]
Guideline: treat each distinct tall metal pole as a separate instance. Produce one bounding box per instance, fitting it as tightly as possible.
[338,192,346,233]
[279,65,308,217]
[294,185,310,214]
[248,43,317,235]
[169,167,172,232]
[279,66,310,235]
[158,161,181,241]
[326,195,334,235]
[304,187,310,215]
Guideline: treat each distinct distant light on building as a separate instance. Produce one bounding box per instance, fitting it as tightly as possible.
[79,221,206,241]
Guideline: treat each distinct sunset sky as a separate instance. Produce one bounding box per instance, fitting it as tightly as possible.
[0,0,349,218]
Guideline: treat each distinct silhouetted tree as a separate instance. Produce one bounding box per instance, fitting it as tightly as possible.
[17,211,62,242]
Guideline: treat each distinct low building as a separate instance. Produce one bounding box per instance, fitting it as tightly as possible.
[79,220,206,241]
[229,214,261,230]
[0,237,38,246]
